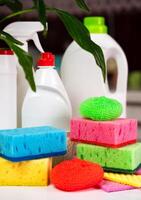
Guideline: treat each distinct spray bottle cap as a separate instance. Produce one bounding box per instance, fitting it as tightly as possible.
[37,52,55,67]
[4,22,46,52]
[84,16,108,33]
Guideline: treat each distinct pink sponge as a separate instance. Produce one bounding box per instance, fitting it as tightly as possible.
[99,180,135,192]
[70,118,137,148]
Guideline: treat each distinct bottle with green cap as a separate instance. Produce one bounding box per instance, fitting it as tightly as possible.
[61,16,128,118]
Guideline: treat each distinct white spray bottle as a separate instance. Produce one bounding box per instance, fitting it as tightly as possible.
[4,22,45,127]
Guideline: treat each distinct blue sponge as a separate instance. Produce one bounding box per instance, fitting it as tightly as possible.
[0,126,67,162]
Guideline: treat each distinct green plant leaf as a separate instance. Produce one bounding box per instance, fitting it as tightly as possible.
[50,8,106,81]
[10,44,36,91]
[0,0,22,12]
[0,33,36,91]
[33,0,47,33]
[75,0,90,11]
[1,31,23,45]
[0,8,34,24]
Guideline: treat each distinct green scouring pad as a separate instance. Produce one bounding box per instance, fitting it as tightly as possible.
[79,96,122,121]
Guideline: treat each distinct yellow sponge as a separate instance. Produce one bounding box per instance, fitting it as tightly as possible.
[104,172,141,187]
[0,157,51,186]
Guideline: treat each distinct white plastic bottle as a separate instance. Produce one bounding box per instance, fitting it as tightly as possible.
[4,22,45,127]
[0,49,17,129]
[22,52,72,132]
[61,16,128,117]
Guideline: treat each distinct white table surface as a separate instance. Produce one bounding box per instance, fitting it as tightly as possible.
[0,185,141,200]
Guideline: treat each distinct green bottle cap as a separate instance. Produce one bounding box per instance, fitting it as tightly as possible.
[84,16,108,33]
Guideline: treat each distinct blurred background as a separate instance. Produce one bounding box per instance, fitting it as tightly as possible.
[0,0,141,135]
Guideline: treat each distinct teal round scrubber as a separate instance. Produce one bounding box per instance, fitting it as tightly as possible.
[80,96,123,121]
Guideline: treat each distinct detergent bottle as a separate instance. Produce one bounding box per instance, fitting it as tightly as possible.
[61,16,128,117]
[0,49,17,129]
[4,22,45,127]
[22,52,72,132]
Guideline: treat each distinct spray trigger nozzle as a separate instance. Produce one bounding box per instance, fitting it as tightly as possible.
[32,33,44,53]
[3,21,47,53]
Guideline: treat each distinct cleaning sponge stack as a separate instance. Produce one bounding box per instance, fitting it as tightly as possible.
[0,126,67,186]
[70,96,141,189]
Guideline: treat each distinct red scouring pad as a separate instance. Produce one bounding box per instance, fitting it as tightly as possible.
[51,158,104,191]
